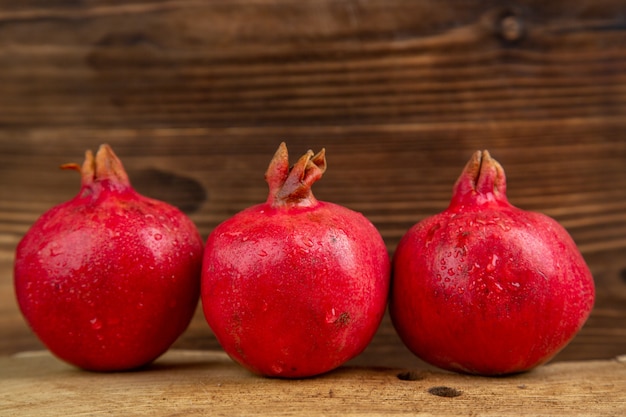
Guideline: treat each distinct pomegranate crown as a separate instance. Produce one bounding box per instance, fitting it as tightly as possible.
[62,144,131,193]
[265,142,327,208]
[450,150,508,208]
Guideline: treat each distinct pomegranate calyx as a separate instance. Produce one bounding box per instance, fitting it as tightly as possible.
[450,150,508,207]
[265,142,327,208]
[62,144,131,193]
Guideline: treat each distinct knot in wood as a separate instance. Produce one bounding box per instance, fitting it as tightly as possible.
[498,11,525,43]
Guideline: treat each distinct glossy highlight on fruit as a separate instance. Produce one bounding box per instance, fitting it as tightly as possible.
[201,142,390,378]
[390,150,595,375]
[14,144,203,371]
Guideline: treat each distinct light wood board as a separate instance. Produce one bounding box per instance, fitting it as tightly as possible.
[1,350,625,416]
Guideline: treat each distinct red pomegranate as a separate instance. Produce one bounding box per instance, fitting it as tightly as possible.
[201,142,390,378]
[14,145,203,371]
[390,150,595,375]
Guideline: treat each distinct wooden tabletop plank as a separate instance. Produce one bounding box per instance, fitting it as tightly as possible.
[1,350,624,416]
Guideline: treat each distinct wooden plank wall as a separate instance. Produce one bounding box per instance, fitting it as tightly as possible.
[1,0,625,367]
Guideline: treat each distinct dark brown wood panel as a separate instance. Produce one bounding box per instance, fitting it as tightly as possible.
[1,1,625,369]
[0,1,625,128]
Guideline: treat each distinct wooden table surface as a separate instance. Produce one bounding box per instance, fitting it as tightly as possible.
[1,1,626,415]
[1,350,624,416]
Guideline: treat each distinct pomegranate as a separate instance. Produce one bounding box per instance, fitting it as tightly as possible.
[201,142,390,378]
[14,144,203,371]
[390,150,595,375]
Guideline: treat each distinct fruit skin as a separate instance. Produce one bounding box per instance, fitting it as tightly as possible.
[201,143,390,378]
[14,145,203,371]
[390,150,595,376]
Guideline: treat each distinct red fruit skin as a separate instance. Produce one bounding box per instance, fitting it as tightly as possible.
[14,146,203,371]
[390,151,595,376]
[201,144,390,378]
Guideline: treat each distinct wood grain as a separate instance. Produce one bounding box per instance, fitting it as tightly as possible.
[1,0,626,373]
[1,350,625,416]
[0,1,625,128]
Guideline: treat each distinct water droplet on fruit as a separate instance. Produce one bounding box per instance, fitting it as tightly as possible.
[271,364,284,374]
[447,268,455,276]
[325,308,337,324]
[304,238,314,247]
[258,250,268,257]
[90,318,103,330]
[154,234,163,241]
[486,254,499,272]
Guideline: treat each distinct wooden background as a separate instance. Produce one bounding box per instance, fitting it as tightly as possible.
[1,0,625,371]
